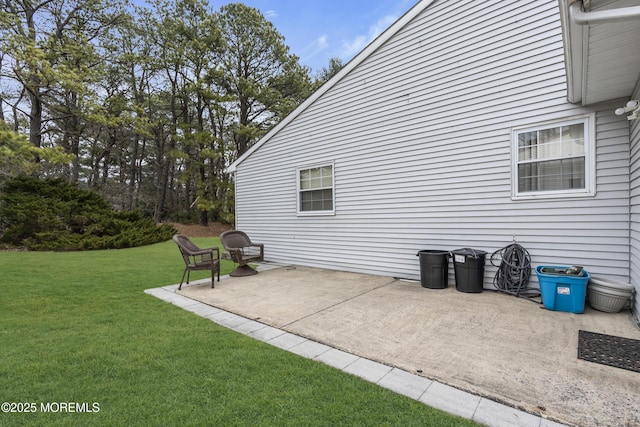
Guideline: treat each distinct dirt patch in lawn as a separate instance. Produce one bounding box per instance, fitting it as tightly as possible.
[168,222,233,238]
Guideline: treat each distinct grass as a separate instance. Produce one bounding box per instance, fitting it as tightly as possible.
[0,238,479,426]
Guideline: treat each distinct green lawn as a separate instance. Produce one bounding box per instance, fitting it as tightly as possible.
[0,238,478,426]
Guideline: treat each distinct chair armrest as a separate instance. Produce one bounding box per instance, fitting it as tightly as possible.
[226,248,244,262]
[244,243,264,253]
[252,243,264,258]
[226,245,263,262]
[186,247,219,258]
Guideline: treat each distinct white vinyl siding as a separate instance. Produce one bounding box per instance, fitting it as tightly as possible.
[233,0,631,287]
[512,115,595,199]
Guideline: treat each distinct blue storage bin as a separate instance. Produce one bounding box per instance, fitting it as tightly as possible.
[535,266,589,314]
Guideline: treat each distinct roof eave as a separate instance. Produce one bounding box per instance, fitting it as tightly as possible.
[559,0,585,104]
[559,0,640,106]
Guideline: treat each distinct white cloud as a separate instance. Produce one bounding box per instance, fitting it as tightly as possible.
[341,35,367,58]
[316,34,329,50]
[340,14,398,59]
[298,34,329,70]
[264,9,277,19]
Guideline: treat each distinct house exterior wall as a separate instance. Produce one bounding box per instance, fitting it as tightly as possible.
[629,84,640,322]
[234,0,631,287]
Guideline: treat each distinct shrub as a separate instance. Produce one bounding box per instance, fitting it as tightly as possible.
[0,176,176,251]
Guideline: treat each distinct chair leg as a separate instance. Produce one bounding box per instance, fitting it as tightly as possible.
[211,264,215,289]
[179,268,188,290]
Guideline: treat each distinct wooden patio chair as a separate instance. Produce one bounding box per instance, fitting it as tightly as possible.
[219,230,264,277]
[173,234,220,290]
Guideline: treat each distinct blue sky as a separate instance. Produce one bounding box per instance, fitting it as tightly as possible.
[220,0,418,73]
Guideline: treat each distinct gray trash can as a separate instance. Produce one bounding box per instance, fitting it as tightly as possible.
[416,250,450,289]
[451,248,487,293]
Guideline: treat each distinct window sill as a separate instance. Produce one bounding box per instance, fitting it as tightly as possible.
[296,211,336,217]
[512,189,596,201]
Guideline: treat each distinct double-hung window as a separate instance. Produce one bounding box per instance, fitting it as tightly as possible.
[512,115,595,199]
[297,163,334,215]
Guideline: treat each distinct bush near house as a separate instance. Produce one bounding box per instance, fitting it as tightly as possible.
[0,176,176,250]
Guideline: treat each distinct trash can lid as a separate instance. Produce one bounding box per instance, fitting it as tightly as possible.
[451,248,487,258]
[416,249,450,256]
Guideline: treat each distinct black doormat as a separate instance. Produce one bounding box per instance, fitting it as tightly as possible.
[578,330,640,373]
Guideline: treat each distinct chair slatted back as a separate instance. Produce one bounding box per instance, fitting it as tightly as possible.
[220,231,251,251]
[173,234,204,265]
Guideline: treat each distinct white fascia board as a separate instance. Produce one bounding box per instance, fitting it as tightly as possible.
[633,75,640,100]
[226,0,436,174]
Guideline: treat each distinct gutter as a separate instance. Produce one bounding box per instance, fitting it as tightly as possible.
[570,1,640,25]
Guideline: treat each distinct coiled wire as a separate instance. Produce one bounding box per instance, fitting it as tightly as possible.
[490,243,539,300]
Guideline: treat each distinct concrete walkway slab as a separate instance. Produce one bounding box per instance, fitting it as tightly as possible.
[419,380,481,419]
[343,357,393,383]
[377,367,433,400]
[162,265,640,427]
[314,347,361,370]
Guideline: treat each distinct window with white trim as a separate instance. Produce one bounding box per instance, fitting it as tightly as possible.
[512,115,595,199]
[297,163,334,214]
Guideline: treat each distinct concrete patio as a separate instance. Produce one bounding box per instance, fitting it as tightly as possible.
[146,264,640,427]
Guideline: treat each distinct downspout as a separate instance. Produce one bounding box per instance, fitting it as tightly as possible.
[570,1,640,25]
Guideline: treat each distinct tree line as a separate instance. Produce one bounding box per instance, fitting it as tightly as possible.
[0,0,343,225]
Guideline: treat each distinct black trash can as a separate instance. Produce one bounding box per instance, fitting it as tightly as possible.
[416,250,450,289]
[451,248,487,293]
